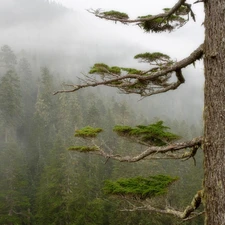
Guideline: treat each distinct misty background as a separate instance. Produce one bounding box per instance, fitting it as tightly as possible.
[0,0,205,224]
[0,0,205,125]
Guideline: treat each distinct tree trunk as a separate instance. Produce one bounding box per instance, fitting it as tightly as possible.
[204,0,225,224]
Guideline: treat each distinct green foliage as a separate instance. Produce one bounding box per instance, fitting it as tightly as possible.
[110,66,121,74]
[102,10,129,19]
[0,144,31,225]
[121,67,143,74]
[89,63,121,75]
[104,175,178,199]
[0,45,17,68]
[134,52,170,63]
[138,14,153,19]
[89,63,109,74]
[163,8,170,12]
[68,145,99,152]
[138,13,186,33]
[175,5,189,16]
[0,70,21,126]
[75,126,103,138]
[89,64,145,77]
[113,121,180,146]
[168,14,186,23]
[139,17,173,33]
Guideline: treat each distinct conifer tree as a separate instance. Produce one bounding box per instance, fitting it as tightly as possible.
[0,45,17,70]
[55,1,224,224]
[0,143,31,225]
[0,70,21,143]
[32,67,57,175]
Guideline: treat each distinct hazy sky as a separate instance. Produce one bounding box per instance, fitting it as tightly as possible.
[55,0,204,18]
[0,0,205,123]
[54,0,205,59]
[53,0,205,123]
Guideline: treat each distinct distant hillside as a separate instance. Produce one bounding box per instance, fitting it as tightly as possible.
[0,0,69,28]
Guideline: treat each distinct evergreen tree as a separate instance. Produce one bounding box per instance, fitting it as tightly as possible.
[17,57,37,144]
[57,92,83,144]
[0,143,31,225]
[0,45,17,70]
[30,67,57,176]
[0,70,21,143]
[54,1,225,224]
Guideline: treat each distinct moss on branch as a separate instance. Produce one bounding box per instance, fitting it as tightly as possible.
[104,175,178,199]
[74,126,103,138]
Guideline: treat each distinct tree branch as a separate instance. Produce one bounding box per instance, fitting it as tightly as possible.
[87,137,203,163]
[121,190,204,220]
[88,0,197,33]
[54,44,203,96]
[89,0,188,24]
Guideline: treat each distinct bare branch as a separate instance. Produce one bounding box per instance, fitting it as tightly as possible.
[121,190,204,220]
[54,44,203,96]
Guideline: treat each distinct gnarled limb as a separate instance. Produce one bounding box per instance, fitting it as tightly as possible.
[121,190,204,220]
[72,137,203,163]
[54,44,203,96]
[88,0,195,32]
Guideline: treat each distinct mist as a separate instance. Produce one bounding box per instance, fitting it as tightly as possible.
[0,1,205,224]
[2,0,204,124]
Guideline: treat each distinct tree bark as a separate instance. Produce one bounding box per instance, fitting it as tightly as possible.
[204,0,225,224]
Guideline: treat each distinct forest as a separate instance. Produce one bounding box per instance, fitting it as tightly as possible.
[0,0,207,224]
[0,43,204,225]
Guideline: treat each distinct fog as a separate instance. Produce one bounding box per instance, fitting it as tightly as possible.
[0,0,205,124]
[0,1,206,223]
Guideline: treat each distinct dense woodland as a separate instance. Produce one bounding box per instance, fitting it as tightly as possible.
[0,44,203,224]
[0,0,207,224]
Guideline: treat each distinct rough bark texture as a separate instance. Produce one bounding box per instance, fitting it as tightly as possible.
[204,0,225,224]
